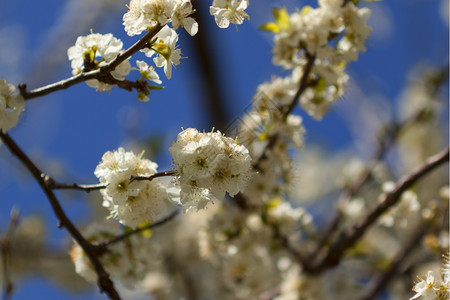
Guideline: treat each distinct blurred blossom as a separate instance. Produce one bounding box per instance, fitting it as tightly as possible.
[289,148,348,204]
[0,215,89,291]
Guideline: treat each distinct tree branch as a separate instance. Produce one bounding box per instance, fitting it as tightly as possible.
[360,221,431,300]
[309,113,417,260]
[47,170,176,192]
[309,64,449,261]
[283,52,316,119]
[131,170,177,182]
[307,146,449,274]
[190,0,229,131]
[19,24,164,100]
[50,182,106,192]
[97,210,180,251]
[362,198,449,299]
[253,53,316,171]
[0,132,121,300]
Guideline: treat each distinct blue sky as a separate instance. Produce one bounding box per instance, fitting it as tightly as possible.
[0,0,448,299]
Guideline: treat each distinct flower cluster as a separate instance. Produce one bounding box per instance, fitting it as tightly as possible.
[123,0,198,36]
[267,200,313,239]
[210,0,250,28]
[0,79,25,132]
[169,128,252,210]
[94,147,173,229]
[67,33,131,92]
[261,0,371,119]
[200,205,282,299]
[378,183,420,228]
[247,75,308,148]
[231,1,372,208]
[268,1,371,67]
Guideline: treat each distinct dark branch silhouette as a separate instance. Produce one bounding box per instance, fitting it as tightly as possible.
[0,132,121,300]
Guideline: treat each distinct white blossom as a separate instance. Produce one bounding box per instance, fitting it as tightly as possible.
[379,188,420,228]
[178,180,211,212]
[171,0,198,36]
[67,33,131,92]
[123,0,198,36]
[142,26,181,79]
[0,79,24,132]
[210,0,250,28]
[123,0,173,36]
[410,271,439,300]
[169,128,252,209]
[136,60,162,85]
[270,3,370,68]
[95,147,173,228]
[135,60,162,101]
[267,201,313,237]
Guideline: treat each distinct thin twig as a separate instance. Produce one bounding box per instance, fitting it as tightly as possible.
[97,210,180,250]
[48,170,176,192]
[253,53,316,171]
[283,52,316,119]
[131,170,177,182]
[20,24,164,100]
[308,122,402,260]
[0,132,121,300]
[50,182,106,192]
[306,146,449,274]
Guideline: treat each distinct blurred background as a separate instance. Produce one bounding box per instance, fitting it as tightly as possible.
[0,0,448,299]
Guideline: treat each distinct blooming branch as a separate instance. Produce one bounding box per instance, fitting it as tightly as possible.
[310,64,449,261]
[0,132,122,300]
[19,24,164,100]
[307,146,449,274]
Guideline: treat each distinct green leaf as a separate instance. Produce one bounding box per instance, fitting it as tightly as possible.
[259,22,279,33]
[259,7,290,33]
[300,5,312,15]
[258,132,268,141]
[266,197,282,209]
[138,221,153,238]
[315,78,327,93]
[148,85,165,90]
[273,7,289,25]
